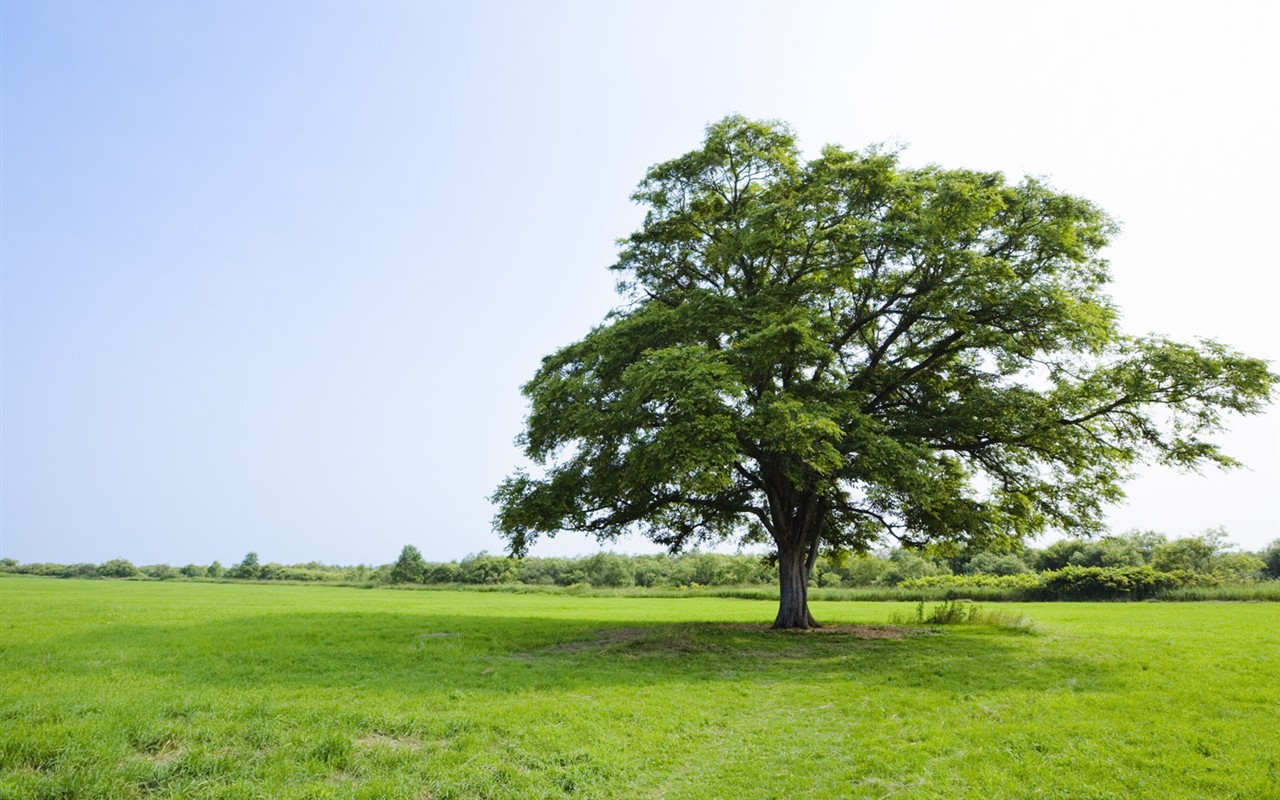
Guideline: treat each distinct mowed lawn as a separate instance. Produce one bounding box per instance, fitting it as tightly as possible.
[2,578,1277,799]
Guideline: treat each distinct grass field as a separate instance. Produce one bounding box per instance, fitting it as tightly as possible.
[2,577,1277,799]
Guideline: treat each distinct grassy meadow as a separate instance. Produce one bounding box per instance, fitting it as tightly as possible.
[2,577,1277,799]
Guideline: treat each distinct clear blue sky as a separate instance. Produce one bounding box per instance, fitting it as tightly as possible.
[3,1,1277,566]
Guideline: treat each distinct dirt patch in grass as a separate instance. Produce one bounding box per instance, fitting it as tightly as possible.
[550,627,652,653]
[142,745,184,764]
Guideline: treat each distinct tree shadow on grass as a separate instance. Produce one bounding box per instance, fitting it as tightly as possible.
[52,607,1116,701]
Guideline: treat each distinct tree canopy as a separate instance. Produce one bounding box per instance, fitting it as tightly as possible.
[492,116,1276,628]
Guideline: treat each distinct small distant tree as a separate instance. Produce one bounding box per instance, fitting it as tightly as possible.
[390,545,428,584]
[180,563,207,578]
[228,552,261,580]
[207,560,225,578]
[1152,529,1229,574]
[0,558,18,572]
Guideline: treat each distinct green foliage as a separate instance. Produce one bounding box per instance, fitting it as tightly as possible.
[456,553,519,585]
[492,116,1276,627]
[879,550,948,586]
[1264,539,1280,579]
[227,552,262,580]
[62,562,100,578]
[1039,565,1211,600]
[900,573,1045,592]
[390,545,428,584]
[964,552,1031,576]
[1032,535,1148,570]
[1151,528,1228,573]
[140,564,178,580]
[1211,552,1266,582]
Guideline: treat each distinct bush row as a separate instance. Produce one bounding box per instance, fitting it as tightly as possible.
[902,566,1223,600]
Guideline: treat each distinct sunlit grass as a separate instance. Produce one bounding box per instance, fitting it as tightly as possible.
[2,577,1277,798]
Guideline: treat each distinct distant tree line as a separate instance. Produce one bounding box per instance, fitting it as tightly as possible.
[5,530,1278,594]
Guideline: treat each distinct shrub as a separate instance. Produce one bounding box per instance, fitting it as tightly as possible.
[141,564,179,580]
[1039,565,1212,600]
[900,573,1044,591]
[16,562,68,576]
[98,558,141,578]
[1212,552,1266,582]
[424,562,460,583]
[62,563,100,579]
[457,553,518,584]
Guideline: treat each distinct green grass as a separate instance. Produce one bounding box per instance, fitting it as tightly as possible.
[2,577,1277,799]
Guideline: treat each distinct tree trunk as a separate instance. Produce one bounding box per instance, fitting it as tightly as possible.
[773,541,819,629]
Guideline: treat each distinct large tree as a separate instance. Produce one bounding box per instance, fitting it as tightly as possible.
[492,117,1275,628]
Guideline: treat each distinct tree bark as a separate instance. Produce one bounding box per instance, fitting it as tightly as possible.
[773,540,819,629]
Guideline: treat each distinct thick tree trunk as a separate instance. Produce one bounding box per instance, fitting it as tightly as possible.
[773,542,819,629]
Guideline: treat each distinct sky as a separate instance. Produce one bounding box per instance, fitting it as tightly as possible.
[3,1,1277,567]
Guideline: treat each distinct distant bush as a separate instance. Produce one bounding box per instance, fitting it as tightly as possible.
[1212,552,1266,582]
[900,573,1043,591]
[96,559,140,578]
[141,564,179,580]
[1039,566,1212,600]
[457,553,519,584]
[15,562,69,576]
